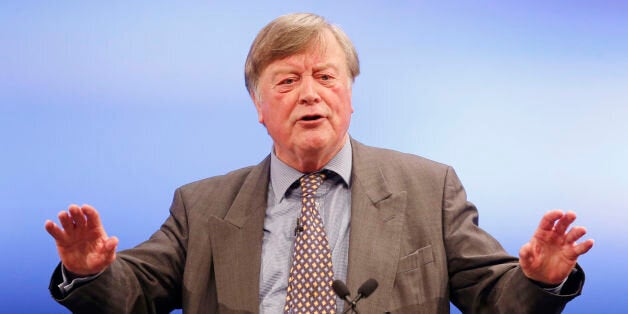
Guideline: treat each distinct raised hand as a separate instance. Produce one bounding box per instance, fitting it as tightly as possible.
[519,210,594,285]
[45,204,119,276]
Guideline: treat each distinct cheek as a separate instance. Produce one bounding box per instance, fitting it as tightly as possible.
[271,95,299,119]
[329,87,353,115]
[262,100,293,131]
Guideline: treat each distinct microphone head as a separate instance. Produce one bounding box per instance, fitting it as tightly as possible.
[332,280,351,299]
[357,278,379,298]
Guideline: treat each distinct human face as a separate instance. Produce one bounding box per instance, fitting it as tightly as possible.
[252,30,354,173]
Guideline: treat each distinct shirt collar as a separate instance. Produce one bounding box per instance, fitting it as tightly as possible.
[270,137,352,202]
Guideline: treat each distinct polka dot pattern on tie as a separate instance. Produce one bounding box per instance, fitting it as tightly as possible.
[284,172,336,313]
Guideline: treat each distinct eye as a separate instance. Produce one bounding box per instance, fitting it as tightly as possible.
[274,76,299,92]
[279,77,297,85]
[317,73,336,84]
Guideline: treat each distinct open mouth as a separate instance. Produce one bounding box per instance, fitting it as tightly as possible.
[301,114,323,121]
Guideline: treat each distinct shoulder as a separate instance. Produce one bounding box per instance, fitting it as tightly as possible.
[179,165,257,194]
[352,139,451,177]
[174,156,270,210]
[350,139,462,198]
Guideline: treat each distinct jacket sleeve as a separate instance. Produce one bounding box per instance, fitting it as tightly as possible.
[49,188,189,314]
[443,166,585,314]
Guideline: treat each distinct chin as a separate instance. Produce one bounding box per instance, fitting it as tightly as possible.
[297,134,339,153]
[298,139,328,152]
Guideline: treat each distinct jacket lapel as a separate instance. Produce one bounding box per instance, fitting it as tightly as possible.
[204,141,407,312]
[346,140,407,312]
[208,157,270,313]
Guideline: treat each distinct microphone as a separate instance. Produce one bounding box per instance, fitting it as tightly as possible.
[357,278,378,299]
[333,278,379,314]
[294,217,304,236]
[332,279,352,302]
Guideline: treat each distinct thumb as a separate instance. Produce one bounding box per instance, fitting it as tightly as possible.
[105,236,119,252]
[101,236,119,268]
[519,242,534,266]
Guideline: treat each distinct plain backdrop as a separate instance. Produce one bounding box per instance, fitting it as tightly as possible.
[1,1,627,313]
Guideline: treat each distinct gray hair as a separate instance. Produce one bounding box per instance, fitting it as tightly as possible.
[244,13,360,98]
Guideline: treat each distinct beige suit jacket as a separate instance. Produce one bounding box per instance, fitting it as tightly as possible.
[51,139,584,313]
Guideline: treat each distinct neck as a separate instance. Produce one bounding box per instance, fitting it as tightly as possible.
[276,135,348,173]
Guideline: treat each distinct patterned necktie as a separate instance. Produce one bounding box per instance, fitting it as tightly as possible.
[284,172,336,313]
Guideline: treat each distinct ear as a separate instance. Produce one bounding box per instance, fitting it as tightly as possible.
[348,87,354,114]
[251,94,265,125]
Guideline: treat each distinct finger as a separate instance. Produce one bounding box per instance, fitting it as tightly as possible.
[573,239,595,256]
[58,210,74,231]
[69,205,87,228]
[537,210,564,231]
[105,236,119,252]
[82,204,103,229]
[103,236,119,264]
[518,242,534,265]
[554,211,577,235]
[44,220,66,240]
[67,203,81,212]
[565,226,587,244]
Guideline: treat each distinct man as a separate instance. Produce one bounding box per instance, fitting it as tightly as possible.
[46,13,594,313]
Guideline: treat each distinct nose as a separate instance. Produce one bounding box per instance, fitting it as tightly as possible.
[298,75,320,105]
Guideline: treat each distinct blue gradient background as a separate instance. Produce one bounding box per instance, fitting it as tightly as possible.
[2,1,627,313]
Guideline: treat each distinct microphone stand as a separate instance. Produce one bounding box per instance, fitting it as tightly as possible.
[341,302,358,314]
[341,294,363,314]
[334,278,377,314]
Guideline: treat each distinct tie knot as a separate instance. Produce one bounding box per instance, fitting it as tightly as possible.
[299,172,326,197]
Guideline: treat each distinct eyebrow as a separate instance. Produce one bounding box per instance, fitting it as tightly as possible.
[270,63,340,77]
[313,63,340,73]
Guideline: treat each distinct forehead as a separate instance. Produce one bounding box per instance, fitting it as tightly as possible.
[262,30,347,74]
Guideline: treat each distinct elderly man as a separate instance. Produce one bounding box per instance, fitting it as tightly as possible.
[46,13,593,313]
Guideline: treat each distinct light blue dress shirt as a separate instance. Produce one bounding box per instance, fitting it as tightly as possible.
[259,139,353,313]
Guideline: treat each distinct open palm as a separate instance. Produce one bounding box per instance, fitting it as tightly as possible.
[45,204,118,276]
[519,210,594,285]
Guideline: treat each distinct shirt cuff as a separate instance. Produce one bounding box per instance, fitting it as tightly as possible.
[57,264,104,296]
[542,278,568,294]
[532,268,578,295]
